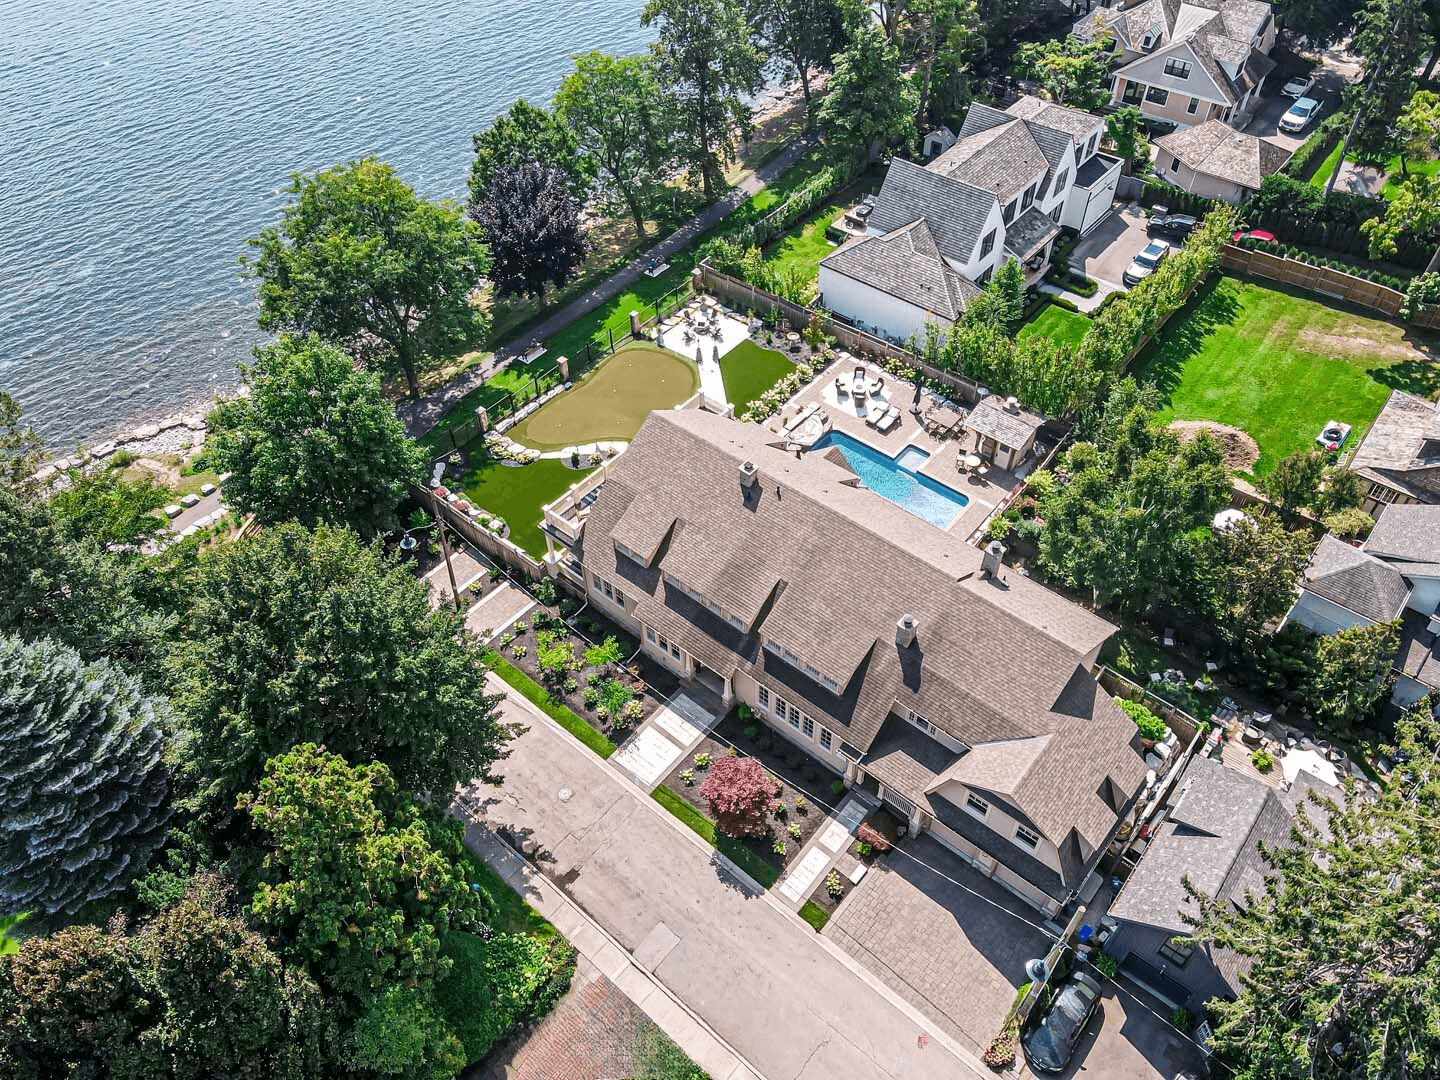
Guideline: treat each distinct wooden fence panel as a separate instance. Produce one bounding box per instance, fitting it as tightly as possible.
[1220,245,1407,318]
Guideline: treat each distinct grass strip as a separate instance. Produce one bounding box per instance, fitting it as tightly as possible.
[486,652,616,759]
[650,786,780,888]
[798,901,830,932]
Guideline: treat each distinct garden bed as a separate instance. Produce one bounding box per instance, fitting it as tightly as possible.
[654,706,843,883]
[492,597,678,742]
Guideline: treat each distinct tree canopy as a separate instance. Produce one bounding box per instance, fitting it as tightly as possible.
[1015,34,1116,110]
[244,157,490,399]
[468,98,593,207]
[0,633,170,916]
[816,23,919,163]
[642,0,764,201]
[165,523,511,811]
[204,333,424,537]
[748,0,850,117]
[470,164,589,300]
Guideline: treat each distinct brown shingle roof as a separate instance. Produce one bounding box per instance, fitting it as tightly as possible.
[1156,120,1289,190]
[1352,390,1440,503]
[1364,504,1440,564]
[966,395,1045,450]
[1302,534,1411,622]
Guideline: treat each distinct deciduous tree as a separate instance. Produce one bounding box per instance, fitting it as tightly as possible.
[1194,515,1313,644]
[204,334,424,537]
[0,634,170,916]
[244,158,490,399]
[1260,448,1327,515]
[555,52,672,241]
[468,99,593,206]
[1015,34,1115,110]
[239,744,485,999]
[167,524,511,811]
[697,756,778,836]
[749,0,850,119]
[1184,699,1440,1079]
[469,164,589,300]
[1105,106,1150,175]
[816,24,919,163]
[47,467,168,547]
[643,0,764,201]
[1304,619,1399,732]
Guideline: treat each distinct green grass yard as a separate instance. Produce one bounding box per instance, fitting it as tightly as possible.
[1306,146,1440,195]
[1018,302,1090,350]
[506,343,699,450]
[718,340,796,414]
[461,456,595,560]
[1134,276,1440,475]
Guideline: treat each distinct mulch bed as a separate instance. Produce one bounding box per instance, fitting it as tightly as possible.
[493,598,677,741]
[656,706,845,880]
[804,806,903,916]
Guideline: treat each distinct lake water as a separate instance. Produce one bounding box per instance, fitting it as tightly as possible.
[1,0,654,447]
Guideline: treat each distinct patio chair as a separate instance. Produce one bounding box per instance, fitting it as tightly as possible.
[877,406,901,433]
[850,366,868,398]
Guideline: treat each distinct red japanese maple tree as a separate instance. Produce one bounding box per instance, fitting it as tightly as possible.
[698,756,777,837]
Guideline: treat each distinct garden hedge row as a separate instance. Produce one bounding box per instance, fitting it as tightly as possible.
[484,651,616,758]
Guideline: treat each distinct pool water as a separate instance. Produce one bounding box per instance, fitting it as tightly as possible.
[813,432,969,529]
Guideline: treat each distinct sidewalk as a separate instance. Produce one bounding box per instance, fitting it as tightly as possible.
[462,676,993,1080]
[400,135,816,438]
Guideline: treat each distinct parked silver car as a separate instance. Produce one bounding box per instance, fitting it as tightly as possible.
[1281,74,1315,98]
[1280,96,1322,133]
[1124,239,1171,286]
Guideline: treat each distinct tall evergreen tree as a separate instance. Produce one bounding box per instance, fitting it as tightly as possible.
[643,0,764,201]
[0,634,170,915]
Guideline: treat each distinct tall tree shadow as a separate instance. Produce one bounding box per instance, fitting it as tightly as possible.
[1131,276,1242,402]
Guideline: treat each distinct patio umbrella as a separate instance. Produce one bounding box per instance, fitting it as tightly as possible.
[912,373,924,405]
[695,345,704,367]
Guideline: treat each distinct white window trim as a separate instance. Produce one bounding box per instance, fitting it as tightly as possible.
[966,793,990,818]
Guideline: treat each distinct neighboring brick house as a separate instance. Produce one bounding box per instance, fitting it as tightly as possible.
[1076,0,1277,130]
[1284,505,1440,707]
[1103,756,1337,1014]
[566,408,1149,915]
[1350,389,1440,512]
[817,95,1121,344]
[1153,118,1289,202]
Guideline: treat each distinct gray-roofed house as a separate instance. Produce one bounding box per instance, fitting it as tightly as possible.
[1077,0,1277,131]
[1103,756,1324,1013]
[569,408,1150,914]
[1153,118,1290,202]
[1350,389,1440,511]
[817,95,1120,344]
[1285,503,1440,707]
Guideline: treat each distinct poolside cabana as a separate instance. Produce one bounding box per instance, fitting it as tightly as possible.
[964,395,1044,471]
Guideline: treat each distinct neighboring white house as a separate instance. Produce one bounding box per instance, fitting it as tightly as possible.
[1285,505,1440,707]
[1076,0,1278,130]
[817,95,1121,344]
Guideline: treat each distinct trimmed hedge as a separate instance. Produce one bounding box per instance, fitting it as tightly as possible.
[650,785,780,888]
[484,651,616,758]
[1282,111,1349,181]
[1141,180,1219,218]
[799,901,831,931]
[1235,236,1408,290]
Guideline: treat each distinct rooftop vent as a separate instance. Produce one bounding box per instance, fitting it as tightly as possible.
[896,613,918,647]
[739,460,758,489]
[1005,396,1020,413]
[981,540,1006,579]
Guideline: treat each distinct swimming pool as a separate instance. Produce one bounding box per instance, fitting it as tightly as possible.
[813,431,969,529]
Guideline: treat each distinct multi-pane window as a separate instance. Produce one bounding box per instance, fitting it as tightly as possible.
[980,229,997,258]
[906,709,937,737]
[1085,134,1098,157]
[603,581,614,600]
[1146,85,1169,105]
[1121,82,1144,105]
[646,627,656,643]
[1021,182,1038,210]
[819,728,833,751]
[670,642,680,660]
[1015,825,1041,850]
[1002,200,1017,225]
[787,705,801,730]
[1053,169,1068,192]
[1368,482,1400,505]
[1164,58,1191,78]
[966,793,990,817]
[614,588,625,607]
[758,686,771,709]
[1186,95,1199,114]
[775,695,789,719]
[822,676,839,693]
[1169,155,1180,173]
[1158,939,1194,966]
[657,633,669,653]
[802,716,815,738]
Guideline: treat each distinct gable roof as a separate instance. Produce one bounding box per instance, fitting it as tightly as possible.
[867,158,996,265]
[966,394,1045,449]
[929,120,1050,202]
[1302,534,1411,623]
[579,410,1145,844]
[820,220,980,321]
[1006,96,1104,143]
[1363,504,1440,565]
[1155,119,1290,189]
[1350,390,1440,503]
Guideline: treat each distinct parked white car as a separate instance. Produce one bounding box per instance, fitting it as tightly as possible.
[1281,74,1315,98]
[1123,240,1171,287]
[1280,97,1322,133]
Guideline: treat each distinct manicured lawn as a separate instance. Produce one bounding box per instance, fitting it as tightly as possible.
[1306,147,1440,195]
[484,652,616,759]
[507,343,698,450]
[1133,275,1440,475]
[461,456,594,560]
[650,786,780,888]
[764,198,846,287]
[719,339,796,414]
[1307,140,1345,188]
[1018,302,1090,350]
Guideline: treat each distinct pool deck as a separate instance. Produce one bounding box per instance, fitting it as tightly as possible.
[770,358,1022,542]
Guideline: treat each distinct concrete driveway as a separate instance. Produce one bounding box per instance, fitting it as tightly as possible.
[1070,205,1153,291]
[1242,49,1349,152]
[1019,976,1208,1080]
[825,835,1050,1057]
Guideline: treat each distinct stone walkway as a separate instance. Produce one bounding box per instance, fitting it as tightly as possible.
[1039,277,1121,314]
[399,134,817,438]
[464,582,534,643]
[611,691,718,791]
[775,793,869,908]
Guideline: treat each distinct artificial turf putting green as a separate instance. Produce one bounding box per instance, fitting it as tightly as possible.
[1133,276,1440,476]
[461,456,595,560]
[505,342,699,451]
[719,339,796,414]
[1018,301,1090,350]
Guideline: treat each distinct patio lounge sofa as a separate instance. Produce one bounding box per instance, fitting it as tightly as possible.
[876,406,901,433]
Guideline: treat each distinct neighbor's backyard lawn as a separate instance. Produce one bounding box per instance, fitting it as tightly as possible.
[507,343,698,450]
[719,339,796,414]
[461,456,594,560]
[1307,145,1440,196]
[1133,276,1440,475]
[1018,301,1090,350]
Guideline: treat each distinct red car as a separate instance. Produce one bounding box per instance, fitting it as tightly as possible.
[1232,229,1276,243]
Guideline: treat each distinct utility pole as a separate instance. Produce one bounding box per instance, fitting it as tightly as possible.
[435,505,462,613]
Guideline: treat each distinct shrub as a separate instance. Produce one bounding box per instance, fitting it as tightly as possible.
[772,838,787,855]
[1251,748,1275,772]
[737,703,754,720]
[788,822,802,839]
[489,565,504,582]
[1171,1006,1194,1033]
[830,779,845,797]
[983,1017,1019,1069]
[622,699,644,721]
[595,705,610,722]
[533,578,557,605]
[680,768,696,786]
[500,633,513,649]
[724,745,738,757]
[581,686,600,708]
[856,840,874,857]
[794,794,807,813]
[1119,698,1168,742]
[590,675,634,714]
[436,931,576,1064]
[562,677,577,693]
[513,619,529,633]
[583,635,624,668]
[693,752,713,769]
[825,869,844,898]
[856,822,891,853]
[512,645,527,659]
[1094,952,1118,978]
[772,800,788,819]
[698,756,780,836]
[536,631,576,680]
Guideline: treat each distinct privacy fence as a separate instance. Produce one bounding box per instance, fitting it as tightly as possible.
[1221,244,1440,328]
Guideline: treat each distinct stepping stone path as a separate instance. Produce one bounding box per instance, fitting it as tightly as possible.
[611,692,717,791]
[776,794,869,907]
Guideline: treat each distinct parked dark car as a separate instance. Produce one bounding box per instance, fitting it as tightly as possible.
[1151,212,1198,239]
[1021,971,1104,1074]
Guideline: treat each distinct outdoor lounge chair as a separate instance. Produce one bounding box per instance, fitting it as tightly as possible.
[876,406,901,433]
